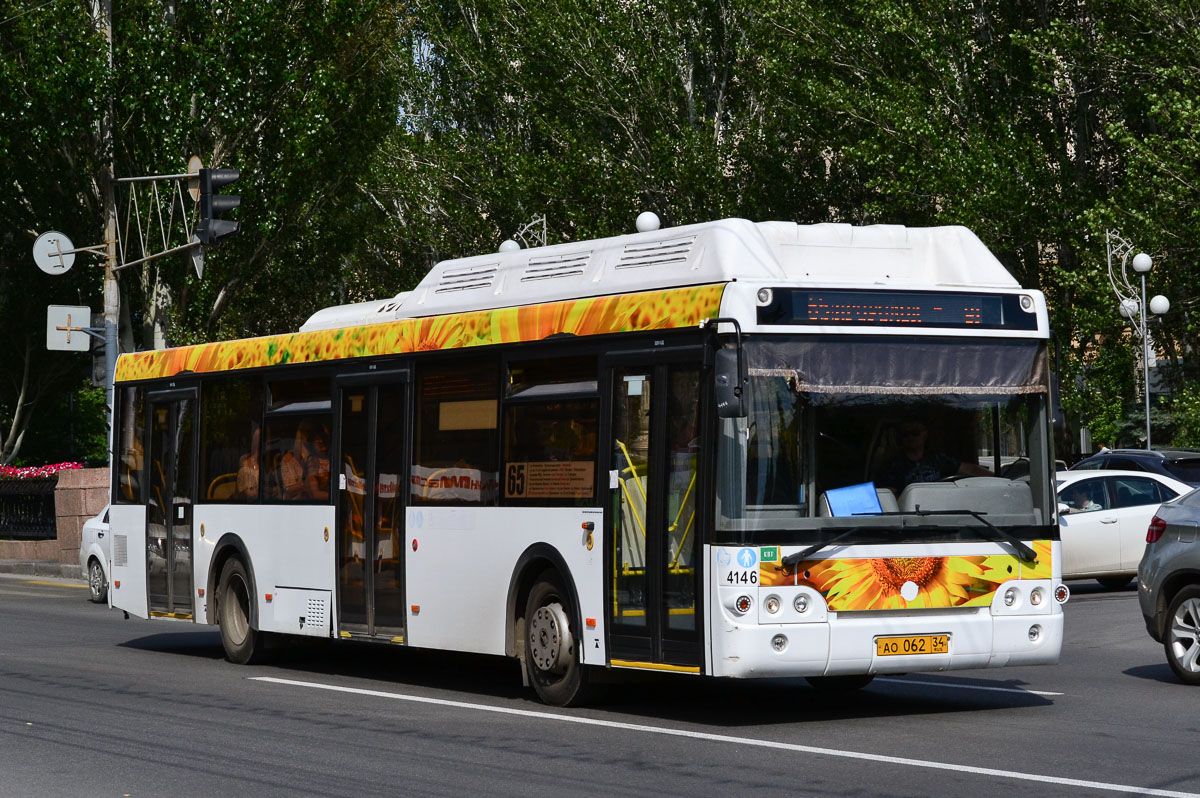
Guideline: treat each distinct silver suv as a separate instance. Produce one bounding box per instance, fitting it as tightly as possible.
[1138,487,1200,684]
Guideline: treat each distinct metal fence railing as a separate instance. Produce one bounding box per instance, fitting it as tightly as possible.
[0,478,58,540]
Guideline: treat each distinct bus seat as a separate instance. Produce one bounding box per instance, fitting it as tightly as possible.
[207,473,238,500]
[898,477,1034,519]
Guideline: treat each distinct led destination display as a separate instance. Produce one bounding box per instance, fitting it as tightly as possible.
[757,288,1038,330]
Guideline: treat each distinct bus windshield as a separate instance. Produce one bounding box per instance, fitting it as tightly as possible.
[716,336,1054,538]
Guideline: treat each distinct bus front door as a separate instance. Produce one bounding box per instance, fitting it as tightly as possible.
[607,362,703,670]
[146,391,196,618]
[337,381,408,638]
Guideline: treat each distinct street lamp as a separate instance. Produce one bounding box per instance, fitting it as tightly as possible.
[1107,231,1170,450]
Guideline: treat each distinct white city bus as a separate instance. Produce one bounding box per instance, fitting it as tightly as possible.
[107,216,1067,705]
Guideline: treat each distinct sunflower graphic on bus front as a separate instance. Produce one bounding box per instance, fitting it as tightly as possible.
[759,541,1051,611]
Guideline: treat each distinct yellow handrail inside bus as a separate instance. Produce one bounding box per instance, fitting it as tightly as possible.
[668,471,696,571]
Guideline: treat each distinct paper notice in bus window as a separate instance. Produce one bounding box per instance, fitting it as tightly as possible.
[410,465,500,502]
[377,473,398,499]
[505,461,595,499]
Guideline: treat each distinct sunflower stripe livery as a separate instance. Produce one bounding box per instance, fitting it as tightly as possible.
[758,541,1053,611]
[114,284,726,383]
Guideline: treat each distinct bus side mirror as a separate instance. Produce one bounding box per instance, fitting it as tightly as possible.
[714,349,746,419]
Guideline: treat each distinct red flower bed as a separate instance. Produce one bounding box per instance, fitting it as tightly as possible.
[0,462,83,480]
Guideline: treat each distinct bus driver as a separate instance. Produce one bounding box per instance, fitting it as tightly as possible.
[878,417,990,493]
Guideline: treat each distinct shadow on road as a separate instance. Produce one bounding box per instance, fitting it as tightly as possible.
[1123,662,1182,685]
[115,625,1054,727]
[118,630,225,659]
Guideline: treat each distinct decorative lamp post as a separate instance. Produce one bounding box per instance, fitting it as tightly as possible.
[1107,231,1170,450]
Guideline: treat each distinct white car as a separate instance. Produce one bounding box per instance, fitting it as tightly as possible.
[79,506,111,603]
[1056,470,1192,588]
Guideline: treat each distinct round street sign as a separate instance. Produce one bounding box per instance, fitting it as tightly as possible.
[187,155,204,202]
[33,231,75,275]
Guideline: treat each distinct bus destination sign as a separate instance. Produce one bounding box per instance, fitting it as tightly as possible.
[757,288,1038,330]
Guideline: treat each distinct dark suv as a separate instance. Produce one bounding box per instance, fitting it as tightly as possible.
[1071,449,1200,488]
[1139,487,1200,684]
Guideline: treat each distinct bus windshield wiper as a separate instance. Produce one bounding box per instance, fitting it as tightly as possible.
[780,510,1038,568]
[901,508,1038,562]
[782,526,873,567]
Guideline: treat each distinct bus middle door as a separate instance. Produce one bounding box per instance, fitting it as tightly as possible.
[336,377,409,639]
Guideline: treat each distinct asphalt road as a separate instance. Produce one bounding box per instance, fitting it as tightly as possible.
[0,574,1195,798]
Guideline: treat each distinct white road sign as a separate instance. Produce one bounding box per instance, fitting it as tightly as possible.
[46,305,92,352]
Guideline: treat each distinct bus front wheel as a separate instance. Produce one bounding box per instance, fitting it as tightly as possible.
[218,557,269,665]
[524,571,594,706]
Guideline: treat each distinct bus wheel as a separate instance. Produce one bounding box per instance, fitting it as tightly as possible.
[218,558,268,665]
[805,674,875,691]
[524,572,593,706]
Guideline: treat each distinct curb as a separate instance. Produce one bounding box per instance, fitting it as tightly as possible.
[0,561,84,580]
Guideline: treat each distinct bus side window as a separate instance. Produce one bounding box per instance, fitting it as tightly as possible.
[200,379,262,502]
[412,360,500,505]
[262,378,333,503]
[116,386,146,504]
[502,400,598,504]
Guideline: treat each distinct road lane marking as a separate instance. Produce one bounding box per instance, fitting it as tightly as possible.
[19,580,88,590]
[875,677,1064,696]
[251,676,1196,797]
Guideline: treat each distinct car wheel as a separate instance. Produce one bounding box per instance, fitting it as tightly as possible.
[218,558,270,665]
[1164,585,1200,686]
[805,674,875,691]
[1096,576,1132,590]
[523,570,597,706]
[87,559,107,603]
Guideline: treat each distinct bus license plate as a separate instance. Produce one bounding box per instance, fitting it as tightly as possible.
[876,634,949,656]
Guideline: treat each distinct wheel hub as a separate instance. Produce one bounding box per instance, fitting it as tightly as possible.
[529,602,572,673]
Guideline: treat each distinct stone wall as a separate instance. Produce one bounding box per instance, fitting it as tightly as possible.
[0,467,108,578]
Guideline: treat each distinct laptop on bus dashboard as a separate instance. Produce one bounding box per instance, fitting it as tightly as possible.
[825,481,884,517]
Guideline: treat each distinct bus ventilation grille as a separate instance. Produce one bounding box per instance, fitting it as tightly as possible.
[434,262,498,293]
[308,596,329,627]
[113,534,128,568]
[615,236,696,270]
[521,252,591,282]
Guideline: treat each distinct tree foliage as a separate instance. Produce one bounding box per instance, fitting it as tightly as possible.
[3,0,1200,463]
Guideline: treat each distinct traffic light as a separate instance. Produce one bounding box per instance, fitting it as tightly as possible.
[194,167,241,245]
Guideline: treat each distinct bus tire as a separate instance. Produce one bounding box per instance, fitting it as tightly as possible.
[524,571,594,707]
[805,674,875,691]
[218,557,269,665]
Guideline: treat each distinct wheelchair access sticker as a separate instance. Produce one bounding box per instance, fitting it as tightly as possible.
[722,547,759,587]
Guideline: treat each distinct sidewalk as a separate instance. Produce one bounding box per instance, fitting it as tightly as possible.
[0,560,83,580]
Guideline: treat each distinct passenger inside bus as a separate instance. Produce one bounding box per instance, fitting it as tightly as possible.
[279,420,332,500]
[236,428,261,500]
[875,416,991,494]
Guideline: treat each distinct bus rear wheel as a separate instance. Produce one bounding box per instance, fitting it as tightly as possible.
[524,571,594,707]
[218,557,269,665]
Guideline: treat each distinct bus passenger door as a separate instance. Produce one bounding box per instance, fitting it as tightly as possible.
[337,380,408,638]
[606,361,703,670]
[146,391,197,618]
